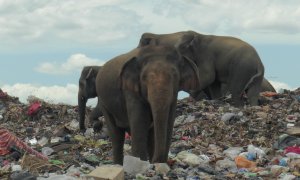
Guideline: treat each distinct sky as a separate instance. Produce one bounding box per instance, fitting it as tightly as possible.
[0,0,299,106]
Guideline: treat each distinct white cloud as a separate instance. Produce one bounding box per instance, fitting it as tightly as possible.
[1,83,97,106]
[0,0,147,45]
[269,81,295,92]
[1,0,300,46]
[36,53,105,75]
[125,0,300,44]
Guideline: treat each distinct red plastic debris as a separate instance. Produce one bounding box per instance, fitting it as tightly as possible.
[0,89,8,99]
[27,102,42,116]
[284,146,300,154]
[125,132,131,140]
[0,127,48,160]
[181,136,189,141]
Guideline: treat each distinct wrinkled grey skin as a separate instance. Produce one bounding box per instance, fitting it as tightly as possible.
[96,45,200,164]
[260,78,276,92]
[78,66,103,132]
[190,78,276,101]
[139,31,265,106]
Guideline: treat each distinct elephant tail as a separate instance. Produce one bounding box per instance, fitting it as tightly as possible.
[243,70,264,93]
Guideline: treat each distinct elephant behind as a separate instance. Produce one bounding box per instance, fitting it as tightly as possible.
[96,45,200,164]
[139,31,265,107]
[190,78,276,101]
[78,66,103,132]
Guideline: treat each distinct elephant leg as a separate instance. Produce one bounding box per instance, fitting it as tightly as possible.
[147,127,155,161]
[101,107,125,165]
[189,90,208,101]
[206,81,222,100]
[90,101,104,132]
[125,91,151,161]
[246,76,263,106]
[227,76,249,107]
[165,101,177,161]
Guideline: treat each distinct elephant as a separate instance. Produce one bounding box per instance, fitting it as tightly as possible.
[260,78,276,92]
[139,31,265,106]
[190,77,276,101]
[96,45,200,164]
[78,66,103,132]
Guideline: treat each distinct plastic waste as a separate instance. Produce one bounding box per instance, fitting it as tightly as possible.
[154,163,170,175]
[270,165,289,176]
[50,137,62,143]
[278,174,296,180]
[246,152,256,161]
[37,174,78,180]
[223,147,243,160]
[84,128,94,137]
[27,102,41,116]
[176,151,208,166]
[123,155,150,175]
[215,158,237,172]
[74,135,86,143]
[38,137,49,147]
[68,119,79,131]
[247,144,266,159]
[29,138,38,145]
[261,92,277,97]
[42,147,54,156]
[285,152,300,159]
[0,89,8,99]
[284,146,300,154]
[273,134,300,150]
[11,164,22,172]
[279,158,288,167]
[221,113,236,122]
[235,156,256,169]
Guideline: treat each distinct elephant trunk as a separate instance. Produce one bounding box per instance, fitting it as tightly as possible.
[147,73,173,163]
[78,90,87,131]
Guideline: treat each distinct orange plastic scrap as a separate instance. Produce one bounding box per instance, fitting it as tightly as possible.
[235,156,256,169]
[261,91,278,97]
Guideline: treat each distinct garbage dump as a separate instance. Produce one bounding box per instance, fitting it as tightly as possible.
[0,88,300,179]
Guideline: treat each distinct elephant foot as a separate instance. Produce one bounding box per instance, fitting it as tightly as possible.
[93,121,103,133]
[79,127,86,134]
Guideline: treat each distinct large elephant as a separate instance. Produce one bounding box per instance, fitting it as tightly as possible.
[78,66,103,132]
[139,31,265,106]
[96,45,200,164]
[190,77,276,101]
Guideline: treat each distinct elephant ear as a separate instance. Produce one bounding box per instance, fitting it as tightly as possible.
[120,57,141,93]
[176,33,194,49]
[138,33,158,47]
[179,55,200,91]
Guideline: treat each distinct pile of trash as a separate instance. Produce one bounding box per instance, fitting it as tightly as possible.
[0,87,300,179]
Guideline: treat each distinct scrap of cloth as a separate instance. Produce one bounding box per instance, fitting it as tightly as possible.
[0,127,48,160]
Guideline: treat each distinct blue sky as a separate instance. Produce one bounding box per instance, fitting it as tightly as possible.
[0,0,299,105]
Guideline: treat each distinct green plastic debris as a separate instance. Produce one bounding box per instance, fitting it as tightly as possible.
[85,154,101,164]
[49,159,65,165]
[243,172,257,178]
[74,135,86,143]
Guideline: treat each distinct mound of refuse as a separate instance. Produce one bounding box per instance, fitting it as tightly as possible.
[0,88,300,179]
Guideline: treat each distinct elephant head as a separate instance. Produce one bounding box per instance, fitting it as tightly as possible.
[78,66,101,131]
[119,45,200,163]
